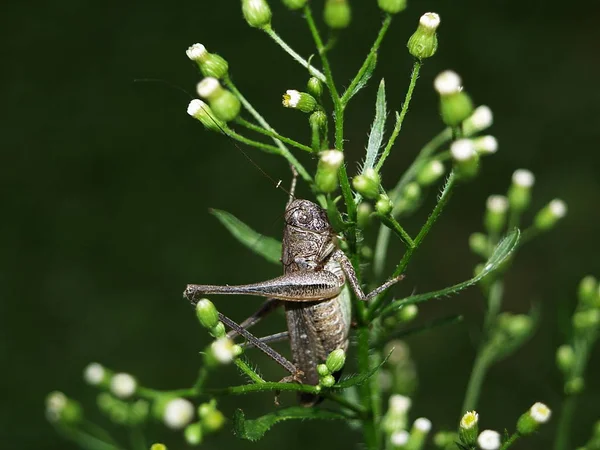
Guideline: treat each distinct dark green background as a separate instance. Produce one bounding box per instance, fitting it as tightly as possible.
[2,1,599,449]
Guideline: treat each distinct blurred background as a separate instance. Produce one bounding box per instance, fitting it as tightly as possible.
[2,0,599,449]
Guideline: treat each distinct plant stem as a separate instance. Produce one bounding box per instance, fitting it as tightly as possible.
[554,395,578,450]
[263,27,327,82]
[375,61,422,172]
[357,326,379,450]
[206,381,321,396]
[378,214,415,249]
[500,432,521,449]
[235,358,265,384]
[129,428,146,450]
[461,347,493,414]
[235,117,313,153]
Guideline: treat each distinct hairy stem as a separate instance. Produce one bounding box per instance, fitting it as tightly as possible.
[357,326,379,450]
[500,432,521,449]
[235,117,313,153]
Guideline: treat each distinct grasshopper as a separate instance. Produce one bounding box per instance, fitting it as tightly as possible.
[184,176,402,405]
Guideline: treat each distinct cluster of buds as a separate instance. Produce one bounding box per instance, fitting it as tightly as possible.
[556,276,600,394]
[317,348,346,387]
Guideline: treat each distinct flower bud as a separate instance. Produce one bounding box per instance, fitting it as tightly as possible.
[320,374,336,387]
[184,422,203,446]
[434,71,474,127]
[473,136,498,155]
[533,199,567,231]
[196,298,220,330]
[573,309,600,333]
[324,0,351,29]
[450,139,479,179]
[484,195,509,234]
[383,395,412,433]
[242,0,272,29]
[307,76,323,99]
[378,0,407,14]
[516,402,551,435]
[407,13,440,59]
[46,391,82,424]
[186,44,229,79]
[416,160,445,186]
[459,411,479,446]
[110,373,137,399]
[353,168,381,199]
[463,105,493,136]
[469,232,489,258]
[151,444,167,450]
[508,169,535,212]
[163,398,195,430]
[477,430,501,450]
[309,109,328,129]
[282,90,317,113]
[556,345,575,374]
[317,364,330,377]
[315,150,344,193]
[84,362,107,386]
[202,409,226,432]
[196,77,241,122]
[395,182,421,213]
[187,99,226,132]
[578,275,599,308]
[357,202,373,229]
[376,194,393,216]
[397,304,418,323]
[565,376,584,395]
[326,348,346,373]
[210,322,226,338]
[408,417,432,449]
[210,337,238,364]
[390,430,409,448]
[498,313,533,339]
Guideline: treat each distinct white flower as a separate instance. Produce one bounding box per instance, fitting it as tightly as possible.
[110,373,137,399]
[450,139,476,161]
[473,136,498,154]
[512,169,535,188]
[390,430,409,446]
[486,195,509,214]
[434,70,462,95]
[419,12,440,30]
[196,77,220,98]
[460,410,479,429]
[414,417,432,433]
[530,402,551,423]
[187,99,208,118]
[466,105,493,132]
[283,89,301,108]
[186,43,208,61]
[83,362,105,385]
[320,150,344,169]
[549,199,567,219]
[211,337,236,364]
[163,398,195,429]
[389,394,412,414]
[477,429,501,450]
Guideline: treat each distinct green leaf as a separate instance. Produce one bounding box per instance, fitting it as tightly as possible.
[381,229,520,317]
[326,196,348,233]
[342,53,377,104]
[363,79,387,173]
[233,407,347,441]
[334,351,390,389]
[210,209,282,265]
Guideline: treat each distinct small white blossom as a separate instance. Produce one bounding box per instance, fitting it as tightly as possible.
[283,89,301,108]
[390,430,410,446]
[486,195,509,213]
[163,398,195,429]
[187,99,207,117]
[414,417,432,433]
[474,136,498,154]
[320,150,344,169]
[196,77,221,98]
[434,70,462,95]
[530,402,551,423]
[450,139,476,161]
[512,169,535,188]
[477,429,501,450]
[419,12,440,30]
[186,43,208,61]
[460,410,479,429]
[389,394,411,414]
[110,373,137,399]
[549,199,567,219]
[466,105,493,131]
[83,362,105,385]
[211,337,236,364]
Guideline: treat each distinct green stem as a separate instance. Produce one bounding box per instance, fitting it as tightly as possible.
[375,61,422,171]
[129,428,146,450]
[235,117,313,153]
[263,27,327,82]
[235,358,265,384]
[378,214,415,249]
[56,426,124,450]
[500,432,521,449]
[206,381,321,396]
[554,395,578,450]
[341,14,393,106]
[325,393,367,417]
[357,326,378,450]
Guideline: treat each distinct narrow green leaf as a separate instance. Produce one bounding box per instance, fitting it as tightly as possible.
[363,79,387,173]
[381,229,520,317]
[210,209,282,265]
[233,407,347,441]
[342,53,377,104]
[334,351,391,389]
[326,196,348,233]
[374,314,464,347]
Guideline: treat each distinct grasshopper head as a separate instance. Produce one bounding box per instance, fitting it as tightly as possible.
[285,199,331,233]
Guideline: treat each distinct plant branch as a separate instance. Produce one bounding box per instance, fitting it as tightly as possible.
[235,117,313,153]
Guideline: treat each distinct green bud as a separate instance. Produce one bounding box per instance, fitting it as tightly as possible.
[516,402,551,435]
[407,13,440,59]
[397,304,418,323]
[317,363,330,377]
[282,89,317,113]
[130,400,150,424]
[151,444,167,450]
[307,77,323,99]
[378,0,407,14]
[556,345,575,374]
[433,431,459,448]
[353,168,381,199]
[242,0,272,29]
[375,194,393,216]
[196,77,240,122]
[573,309,600,333]
[565,376,584,394]
[326,348,346,373]
[498,313,533,339]
[320,374,336,387]
[472,135,498,155]
[450,139,479,179]
[507,169,535,212]
[210,322,226,338]
[198,399,217,418]
[324,0,351,29]
[434,71,473,126]
[533,199,567,231]
[459,411,479,446]
[484,195,509,235]
[402,182,421,204]
[469,233,488,258]
[416,160,445,186]
[315,150,344,193]
[187,99,226,132]
[202,409,226,433]
[408,417,432,448]
[184,422,203,446]
[463,105,493,136]
[357,202,373,229]
[578,275,599,308]
[361,245,373,261]
[282,0,307,9]
[186,44,229,79]
[196,298,219,329]
[309,109,328,129]
[382,395,411,433]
